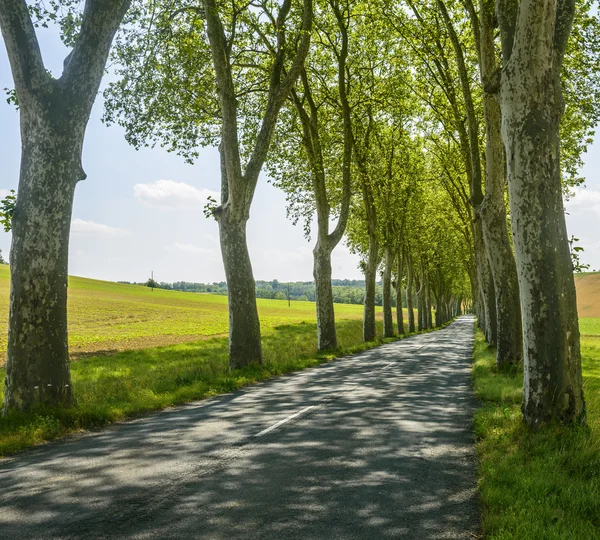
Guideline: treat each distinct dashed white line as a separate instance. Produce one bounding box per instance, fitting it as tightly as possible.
[253,405,318,438]
[251,337,436,438]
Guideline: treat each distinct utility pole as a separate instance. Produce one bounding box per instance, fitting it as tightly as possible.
[151,270,154,292]
[288,282,291,307]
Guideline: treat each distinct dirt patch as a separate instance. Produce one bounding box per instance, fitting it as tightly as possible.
[575,273,600,318]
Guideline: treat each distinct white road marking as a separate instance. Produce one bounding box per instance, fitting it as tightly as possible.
[253,405,318,438]
[252,336,437,438]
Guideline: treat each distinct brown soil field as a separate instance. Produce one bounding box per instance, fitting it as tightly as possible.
[575,273,600,318]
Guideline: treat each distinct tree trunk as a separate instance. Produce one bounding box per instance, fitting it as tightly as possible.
[498,10,585,425]
[363,232,379,342]
[417,290,424,331]
[474,221,497,345]
[382,247,394,338]
[314,244,337,350]
[406,260,415,333]
[0,0,131,413]
[4,133,81,411]
[396,254,405,335]
[425,277,433,329]
[478,0,522,368]
[218,213,262,369]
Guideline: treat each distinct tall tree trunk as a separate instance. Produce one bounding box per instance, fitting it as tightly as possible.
[478,0,522,368]
[0,0,131,412]
[314,243,337,350]
[363,232,379,342]
[406,258,415,333]
[4,136,79,410]
[425,276,433,329]
[474,222,497,345]
[382,247,394,338]
[219,213,262,368]
[497,0,585,426]
[396,254,405,335]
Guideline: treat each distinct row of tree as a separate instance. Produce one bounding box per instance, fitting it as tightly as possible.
[132,278,418,306]
[1,0,598,429]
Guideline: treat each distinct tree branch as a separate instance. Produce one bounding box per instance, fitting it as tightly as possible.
[0,0,50,101]
[60,0,131,113]
[243,0,313,208]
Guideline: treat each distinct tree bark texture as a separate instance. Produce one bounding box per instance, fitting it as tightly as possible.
[395,254,405,335]
[406,259,415,333]
[219,215,263,368]
[313,245,337,350]
[496,0,584,426]
[382,248,394,338]
[0,0,131,412]
[363,232,379,342]
[474,221,497,346]
[478,0,523,368]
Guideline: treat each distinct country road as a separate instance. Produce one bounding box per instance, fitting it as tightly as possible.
[0,316,479,540]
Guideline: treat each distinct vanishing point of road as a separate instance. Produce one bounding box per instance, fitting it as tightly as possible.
[0,316,479,539]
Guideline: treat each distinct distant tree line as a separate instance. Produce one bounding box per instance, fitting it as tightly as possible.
[119,278,395,307]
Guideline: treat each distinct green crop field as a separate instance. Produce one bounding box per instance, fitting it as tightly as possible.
[0,265,390,363]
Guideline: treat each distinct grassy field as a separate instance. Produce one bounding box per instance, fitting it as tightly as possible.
[0,266,420,456]
[0,265,385,363]
[473,328,600,538]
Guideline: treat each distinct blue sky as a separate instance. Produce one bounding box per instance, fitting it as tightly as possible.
[0,25,599,284]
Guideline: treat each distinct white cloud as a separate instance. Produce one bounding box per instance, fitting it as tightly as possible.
[134,179,219,209]
[259,247,313,265]
[565,187,600,215]
[172,242,219,259]
[71,219,130,236]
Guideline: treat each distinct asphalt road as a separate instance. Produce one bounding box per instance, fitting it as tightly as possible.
[0,315,478,540]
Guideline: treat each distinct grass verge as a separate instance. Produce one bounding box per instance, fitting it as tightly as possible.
[0,319,445,457]
[472,330,600,539]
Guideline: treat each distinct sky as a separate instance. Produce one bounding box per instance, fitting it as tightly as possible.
[0,24,599,285]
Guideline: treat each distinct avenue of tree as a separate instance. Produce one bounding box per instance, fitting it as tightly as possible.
[1,0,599,428]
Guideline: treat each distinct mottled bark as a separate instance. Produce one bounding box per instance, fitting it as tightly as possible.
[5,139,78,410]
[395,254,405,335]
[425,277,433,329]
[474,221,497,345]
[0,0,130,412]
[314,245,337,350]
[363,232,379,342]
[477,0,523,368]
[382,247,394,338]
[219,215,262,368]
[406,257,415,333]
[496,0,584,426]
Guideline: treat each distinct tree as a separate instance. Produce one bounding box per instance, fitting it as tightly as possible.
[0,0,130,412]
[105,0,313,369]
[268,0,352,350]
[495,0,585,426]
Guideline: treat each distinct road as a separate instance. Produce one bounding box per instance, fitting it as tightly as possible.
[0,316,478,540]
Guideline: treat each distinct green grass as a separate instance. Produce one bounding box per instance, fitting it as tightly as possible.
[473,328,600,538]
[579,318,600,336]
[0,265,409,361]
[0,318,437,457]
